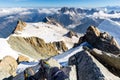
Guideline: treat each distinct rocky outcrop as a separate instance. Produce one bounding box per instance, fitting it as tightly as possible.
[14,20,26,33]
[8,36,68,59]
[17,55,30,64]
[84,47,120,77]
[68,50,120,80]
[0,56,18,80]
[53,41,68,52]
[13,58,61,80]
[66,31,78,38]
[78,26,120,54]
[43,17,62,27]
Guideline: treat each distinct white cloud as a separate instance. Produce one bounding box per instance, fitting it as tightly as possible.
[93,11,120,18]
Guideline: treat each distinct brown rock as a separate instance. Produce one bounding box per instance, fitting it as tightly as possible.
[78,25,120,54]
[14,20,26,32]
[0,56,18,80]
[17,55,30,63]
[24,37,59,57]
[86,25,100,37]
[8,36,68,59]
[53,41,68,52]
[66,31,78,38]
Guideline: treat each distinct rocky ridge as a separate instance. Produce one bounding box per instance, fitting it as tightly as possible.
[72,25,120,79]
[43,17,63,27]
[14,20,27,33]
[68,50,120,80]
[84,47,120,77]
[78,25,120,54]
[8,36,68,59]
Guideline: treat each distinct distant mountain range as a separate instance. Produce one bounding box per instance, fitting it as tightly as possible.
[0,7,120,38]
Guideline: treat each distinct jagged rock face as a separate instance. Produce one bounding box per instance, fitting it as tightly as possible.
[0,56,18,80]
[86,25,101,37]
[8,36,68,59]
[24,37,58,56]
[17,55,30,64]
[43,17,62,27]
[53,41,68,52]
[78,26,120,54]
[69,51,104,80]
[85,47,120,77]
[66,31,78,38]
[68,50,120,80]
[23,37,68,55]
[14,20,26,33]
[13,58,61,80]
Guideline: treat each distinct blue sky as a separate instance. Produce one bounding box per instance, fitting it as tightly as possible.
[0,0,120,8]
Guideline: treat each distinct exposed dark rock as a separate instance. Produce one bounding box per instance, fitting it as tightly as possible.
[69,51,104,80]
[66,31,78,38]
[84,47,120,77]
[108,11,116,14]
[13,63,40,80]
[59,7,70,13]
[68,50,120,80]
[78,26,120,54]
[13,58,61,80]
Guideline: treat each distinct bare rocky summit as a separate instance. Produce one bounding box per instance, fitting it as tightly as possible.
[78,26,120,54]
[69,50,120,80]
[14,20,27,33]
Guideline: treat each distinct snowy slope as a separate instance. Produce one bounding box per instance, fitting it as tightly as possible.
[53,42,89,66]
[14,22,67,42]
[0,38,19,59]
[98,19,120,45]
[16,61,39,74]
[0,37,35,60]
[13,22,79,49]
[0,8,59,38]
